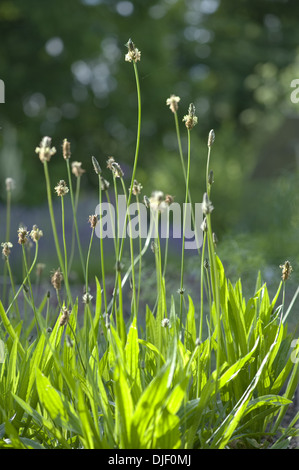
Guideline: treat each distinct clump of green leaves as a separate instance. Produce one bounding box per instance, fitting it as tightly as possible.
[0,39,299,449]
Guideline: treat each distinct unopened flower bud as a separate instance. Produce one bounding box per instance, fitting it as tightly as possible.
[92,156,102,175]
[62,139,71,160]
[208,129,215,147]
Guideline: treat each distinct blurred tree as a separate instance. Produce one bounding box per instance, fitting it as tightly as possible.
[0,0,299,244]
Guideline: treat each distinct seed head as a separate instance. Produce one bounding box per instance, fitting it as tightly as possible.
[35,136,56,163]
[208,129,215,147]
[280,261,293,281]
[182,103,198,130]
[51,268,63,291]
[125,38,141,63]
[1,242,13,258]
[166,95,180,114]
[202,192,214,215]
[62,138,71,160]
[91,156,102,175]
[71,161,86,178]
[5,178,16,192]
[59,306,71,327]
[88,214,98,229]
[30,225,43,243]
[54,180,69,197]
[17,226,29,245]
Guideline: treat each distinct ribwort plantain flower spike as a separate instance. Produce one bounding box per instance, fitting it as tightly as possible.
[59,306,71,327]
[5,178,16,192]
[35,136,56,163]
[30,225,43,243]
[1,242,13,258]
[71,161,86,178]
[280,261,293,281]
[91,156,102,175]
[54,180,69,197]
[51,268,63,291]
[183,103,198,130]
[202,192,214,215]
[17,226,29,245]
[129,179,143,196]
[208,129,215,147]
[166,95,180,113]
[62,138,71,160]
[125,38,141,63]
[88,214,98,229]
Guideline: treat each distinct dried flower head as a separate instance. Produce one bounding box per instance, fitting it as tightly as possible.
[59,306,71,327]
[1,242,13,258]
[51,268,63,290]
[88,214,98,229]
[62,138,71,160]
[208,129,215,147]
[280,261,293,281]
[202,192,214,215]
[5,178,16,192]
[30,225,43,243]
[71,161,86,178]
[35,136,56,163]
[166,95,180,114]
[54,180,69,197]
[130,179,143,196]
[91,156,102,175]
[182,103,198,130]
[125,38,141,63]
[17,226,29,245]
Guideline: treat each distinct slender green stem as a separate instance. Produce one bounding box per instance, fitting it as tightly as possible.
[6,242,39,316]
[85,227,95,297]
[43,161,72,307]
[2,189,12,305]
[180,129,191,324]
[199,232,207,342]
[136,194,143,312]
[5,258,21,322]
[120,177,137,318]
[98,181,108,315]
[61,196,68,289]
[22,243,39,334]
[66,160,85,280]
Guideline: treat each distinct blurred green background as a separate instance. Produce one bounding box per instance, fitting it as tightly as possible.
[1,0,299,305]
